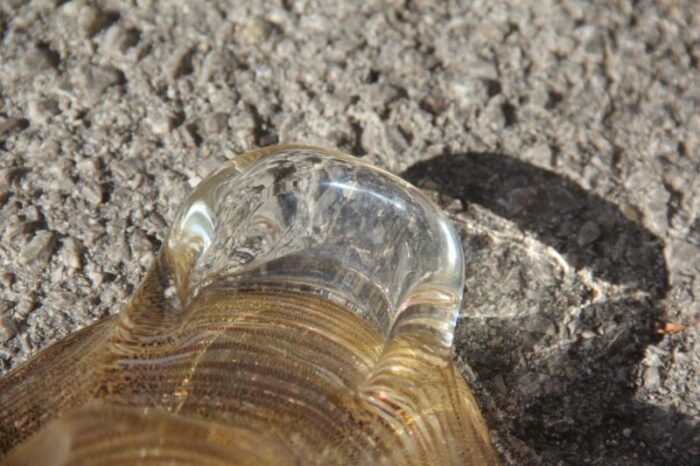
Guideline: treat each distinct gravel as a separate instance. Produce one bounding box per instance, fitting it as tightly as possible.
[0,1,698,464]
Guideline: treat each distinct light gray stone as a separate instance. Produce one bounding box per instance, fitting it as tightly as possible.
[644,367,661,390]
[72,65,125,103]
[60,237,83,271]
[21,46,59,74]
[27,98,61,124]
[577,220,601,247]
[0,316,16,343]
[18,231,57,266]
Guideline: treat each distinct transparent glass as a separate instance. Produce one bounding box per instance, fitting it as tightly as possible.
[0,145,498,465]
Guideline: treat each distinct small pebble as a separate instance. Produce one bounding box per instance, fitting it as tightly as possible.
[0,168,17,190]
[15,298,35,318]
[238,18,272,45]
[643,366,660,389]
[77,157,101,177]
[149,108,184,135]
[22,46,59,73]
[0,316,16,343]
[0,118,29,137]
[19,230,57,266]
[27,98,61,124]
[166,47,195,80]
[86,268,105,287]
[61,238,83,271]
[103,25,141,53]
[204,112,229,135]
[73,65,125,101]
[0,273,14,287]
[620,202,641,222]
[81,182,105,205]
[577,220,601,247]
[79,6,120,37]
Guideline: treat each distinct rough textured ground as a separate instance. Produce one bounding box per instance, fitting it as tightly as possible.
[0,0,698,464]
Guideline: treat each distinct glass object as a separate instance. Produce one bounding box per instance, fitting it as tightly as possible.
[0,145,498,465]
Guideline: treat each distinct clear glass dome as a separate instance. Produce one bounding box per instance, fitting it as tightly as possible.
[165,144,464,351]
